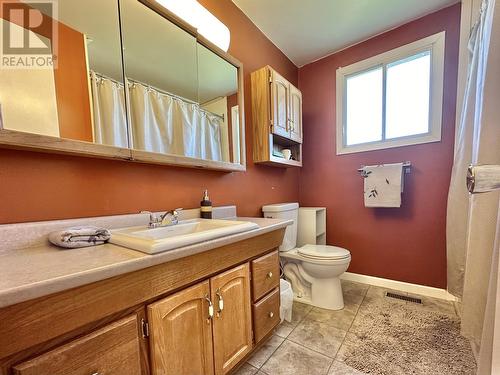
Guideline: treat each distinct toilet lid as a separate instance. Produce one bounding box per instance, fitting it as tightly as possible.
[298,244,350,260]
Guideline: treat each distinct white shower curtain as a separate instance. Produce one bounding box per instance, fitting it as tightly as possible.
[90,72,128,148]
[446,0,500,372]
[128,81,223,161]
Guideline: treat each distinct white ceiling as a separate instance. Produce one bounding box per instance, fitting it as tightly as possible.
[232,0,458,67]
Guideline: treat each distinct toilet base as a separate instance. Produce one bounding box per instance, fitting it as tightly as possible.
[291,277,344,311]
[310,277,344,310]
[284,262,346,310]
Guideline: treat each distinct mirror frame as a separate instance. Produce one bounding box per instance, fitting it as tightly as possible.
[0,0,246,172]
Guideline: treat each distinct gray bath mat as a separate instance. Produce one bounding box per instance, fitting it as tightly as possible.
[340,299,476,375]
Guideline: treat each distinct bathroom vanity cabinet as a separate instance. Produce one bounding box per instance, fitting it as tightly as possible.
[0,229,284,375]
[251,66,303,168]
[148,264,253,375]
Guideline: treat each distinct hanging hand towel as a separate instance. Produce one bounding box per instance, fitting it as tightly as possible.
[48,226,111,249]
[363,163,404,208]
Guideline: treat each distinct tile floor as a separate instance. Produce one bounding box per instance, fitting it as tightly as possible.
[234,280,465,375]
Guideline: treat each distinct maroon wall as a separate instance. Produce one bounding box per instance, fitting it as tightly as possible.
[298,4,461,288]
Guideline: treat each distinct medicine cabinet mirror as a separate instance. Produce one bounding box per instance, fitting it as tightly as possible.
[0,0,245,172]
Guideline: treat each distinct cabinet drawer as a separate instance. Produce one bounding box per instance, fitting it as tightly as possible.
[251,251,280,301]
[252,287,280,343]
[13,315,143,375]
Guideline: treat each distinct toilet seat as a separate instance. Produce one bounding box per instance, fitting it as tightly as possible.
[298,244,350,260]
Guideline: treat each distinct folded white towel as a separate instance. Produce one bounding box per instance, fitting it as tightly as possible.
[363,163,404,208]
[49,226,111,249]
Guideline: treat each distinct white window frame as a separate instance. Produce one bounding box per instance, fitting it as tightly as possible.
[336,31,446,155]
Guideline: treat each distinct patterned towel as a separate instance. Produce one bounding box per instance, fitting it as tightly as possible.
[363,163,404,208]
[48,226,111,249]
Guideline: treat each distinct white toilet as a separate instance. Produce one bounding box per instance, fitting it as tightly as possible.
[262,203,351,310]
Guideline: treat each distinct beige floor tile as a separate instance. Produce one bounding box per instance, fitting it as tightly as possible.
[261,340,333,375]
[275,302,313,338]
[247,335,284,368]
[359,286,408,311]
[328,361,367,375]
[365,285,408,299]
[342,292,364,313]
[288,318,347,358]
[233,363,259,375]
[407,293,457,316]
[275,320,295,338]
[306,306,357,331]
[340,280,369,296]
[292,301,313,320]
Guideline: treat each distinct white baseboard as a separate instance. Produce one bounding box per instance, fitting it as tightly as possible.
[341,272,459,302]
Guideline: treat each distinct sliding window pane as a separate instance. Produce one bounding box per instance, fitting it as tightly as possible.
[386,51,431,139]
[345,67,383,146]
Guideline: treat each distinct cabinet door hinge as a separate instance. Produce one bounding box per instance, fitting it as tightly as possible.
[141,319,150,338]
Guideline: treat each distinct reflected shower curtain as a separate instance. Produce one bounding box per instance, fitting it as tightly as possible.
[128,81,223,161]
[90,72,128,148]
[446,0,500,371]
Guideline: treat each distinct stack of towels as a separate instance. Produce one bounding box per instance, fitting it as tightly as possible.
[49,226,111,249]
[363,163,404,208]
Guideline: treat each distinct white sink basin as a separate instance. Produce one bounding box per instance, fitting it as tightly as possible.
[110,218,259,254]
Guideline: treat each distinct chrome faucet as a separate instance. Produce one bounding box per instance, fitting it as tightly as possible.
[140,208,183,228]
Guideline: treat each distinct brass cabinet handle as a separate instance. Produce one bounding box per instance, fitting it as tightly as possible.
[268,312,274,318]
[267,271,273,279]
[204,295,214,319]
[215,289,224,317]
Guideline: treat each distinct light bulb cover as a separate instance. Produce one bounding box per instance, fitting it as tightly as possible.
[155,0,230,52]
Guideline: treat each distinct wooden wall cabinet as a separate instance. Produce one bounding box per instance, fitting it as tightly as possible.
[251,66,303,168]
[1,231,285,375]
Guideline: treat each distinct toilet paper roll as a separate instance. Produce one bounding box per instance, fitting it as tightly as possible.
[467,165,500,194]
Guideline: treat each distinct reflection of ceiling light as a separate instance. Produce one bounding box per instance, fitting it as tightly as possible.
[154,0,230,52]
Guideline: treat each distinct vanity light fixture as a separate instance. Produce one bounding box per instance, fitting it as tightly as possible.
[154,0,231,52]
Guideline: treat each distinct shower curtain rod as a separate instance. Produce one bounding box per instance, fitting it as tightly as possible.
[90,71,124,86]
[126,77,225,121]
[90,71,225,121]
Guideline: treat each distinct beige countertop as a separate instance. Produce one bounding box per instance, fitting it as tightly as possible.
[0,217,291,309]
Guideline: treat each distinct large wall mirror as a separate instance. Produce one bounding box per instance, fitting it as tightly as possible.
[0,0,245,171]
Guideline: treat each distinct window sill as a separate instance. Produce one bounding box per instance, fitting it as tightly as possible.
[336,133,441,155]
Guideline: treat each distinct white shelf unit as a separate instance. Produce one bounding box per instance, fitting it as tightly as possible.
[297,207,327,247]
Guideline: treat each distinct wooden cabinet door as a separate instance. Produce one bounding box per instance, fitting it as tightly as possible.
[12,315,143,375]
[270,69,291,139]
[148,281,215,375]
[289,84,303,143]
[211,264,253,375]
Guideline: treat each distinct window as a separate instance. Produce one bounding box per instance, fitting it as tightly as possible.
[336,32,445,154]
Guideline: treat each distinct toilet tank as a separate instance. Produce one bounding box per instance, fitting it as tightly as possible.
[262,203,299,252]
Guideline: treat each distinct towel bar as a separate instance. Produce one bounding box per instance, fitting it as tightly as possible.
[357,161,411,176]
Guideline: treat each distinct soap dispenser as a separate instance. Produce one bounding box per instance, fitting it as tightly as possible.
[200,189,212,219]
